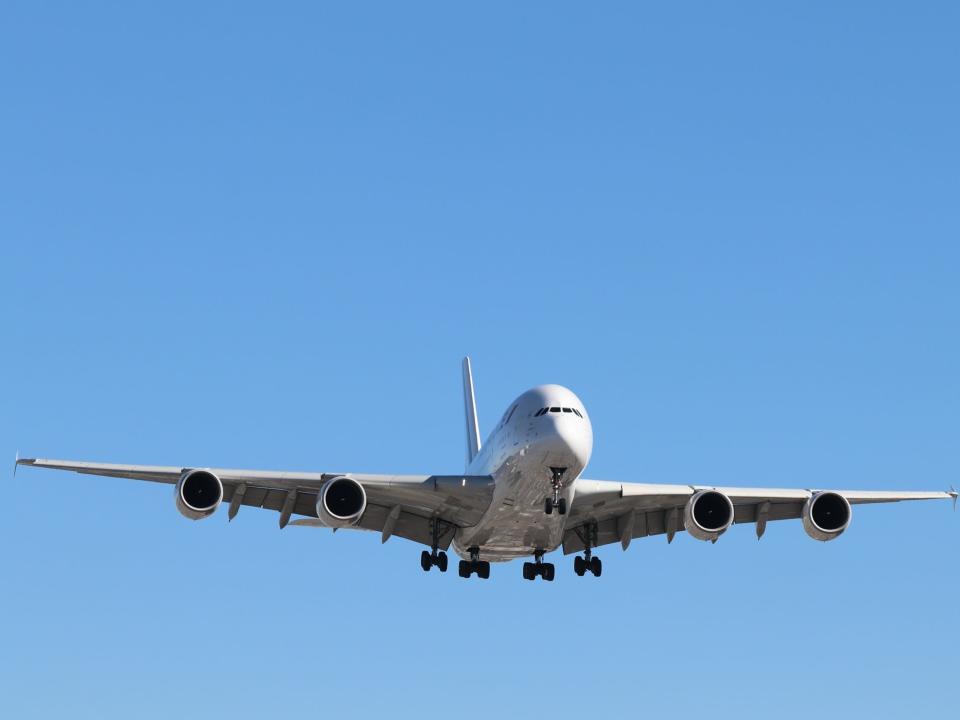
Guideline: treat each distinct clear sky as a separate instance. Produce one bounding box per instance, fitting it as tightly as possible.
[1,2,958,718]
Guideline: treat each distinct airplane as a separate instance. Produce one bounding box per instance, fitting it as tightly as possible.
[15,357,957,581]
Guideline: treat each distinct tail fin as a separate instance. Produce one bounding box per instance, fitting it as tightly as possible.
[462,357,481,467]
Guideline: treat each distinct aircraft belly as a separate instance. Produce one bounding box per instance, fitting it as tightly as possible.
[454,444,580,562]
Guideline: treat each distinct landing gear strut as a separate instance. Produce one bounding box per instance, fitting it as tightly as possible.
[458,547,491,579]
[573,523,602,577]
[544,467,567,515]
[522,549,555,582]
[420,517,450,572]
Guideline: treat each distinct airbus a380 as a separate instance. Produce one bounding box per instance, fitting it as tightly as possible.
[16,358,956,581]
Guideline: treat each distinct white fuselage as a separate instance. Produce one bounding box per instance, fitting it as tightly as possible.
[453,385,593,561]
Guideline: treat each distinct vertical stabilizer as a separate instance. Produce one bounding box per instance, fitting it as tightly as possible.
[462,357,481,467]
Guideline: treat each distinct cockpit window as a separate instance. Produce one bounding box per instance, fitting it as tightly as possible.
[535,406,584,418]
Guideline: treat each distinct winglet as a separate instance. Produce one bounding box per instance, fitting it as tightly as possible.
[13,453,34,479]
[950,486,958,512]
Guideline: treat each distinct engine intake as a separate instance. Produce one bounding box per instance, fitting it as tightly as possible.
[176,469,223,520]
[316,476,367,528]
[803,491,851,541]
[684,489,735,542]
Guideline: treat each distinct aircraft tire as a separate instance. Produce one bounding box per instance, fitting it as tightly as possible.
[590,556,602,577]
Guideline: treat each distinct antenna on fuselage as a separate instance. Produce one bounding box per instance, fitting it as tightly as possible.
[462,357,481,468]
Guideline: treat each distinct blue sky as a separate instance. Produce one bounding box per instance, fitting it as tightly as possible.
[1,2,958,718]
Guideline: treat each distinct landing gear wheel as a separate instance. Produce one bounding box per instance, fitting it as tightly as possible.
[459,548,490,579]
[574,523,601,577]
[423,518,452,573]
[421,548,448,572]
[546,467,567,516]
[522,562,536,581]
[524,551,555,581]
[574,554,601,577]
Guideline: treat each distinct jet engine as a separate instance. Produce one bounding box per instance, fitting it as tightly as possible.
[684,489,735,542]
[802,491,851,541]
[315,476,367,528]
[175,469,223,520]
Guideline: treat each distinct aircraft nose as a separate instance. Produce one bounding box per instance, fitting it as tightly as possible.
[545,412,593,468]
[562,421,592,467]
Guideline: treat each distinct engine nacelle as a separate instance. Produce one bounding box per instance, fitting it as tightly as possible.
[802,491,851,541]
[175,469,223,520]
[684,489,735,542]
[315,476,367,528]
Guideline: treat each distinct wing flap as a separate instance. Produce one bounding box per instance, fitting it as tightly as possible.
[290,504,457,549]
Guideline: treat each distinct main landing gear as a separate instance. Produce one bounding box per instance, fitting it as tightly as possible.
[573,554,601,577]
[421,549,448,572]
[544,467,567,515]
[522,550,555,581]
[458,547,491,579]
[573,523,602,577]
[420,517,451,573]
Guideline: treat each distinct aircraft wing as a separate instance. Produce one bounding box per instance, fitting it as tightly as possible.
[562,479,956,554]
[15,458,494,549]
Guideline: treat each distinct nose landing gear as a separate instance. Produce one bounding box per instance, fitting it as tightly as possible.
[458,546,491,579]
[522,550,555,581]
[544,467,568,515]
